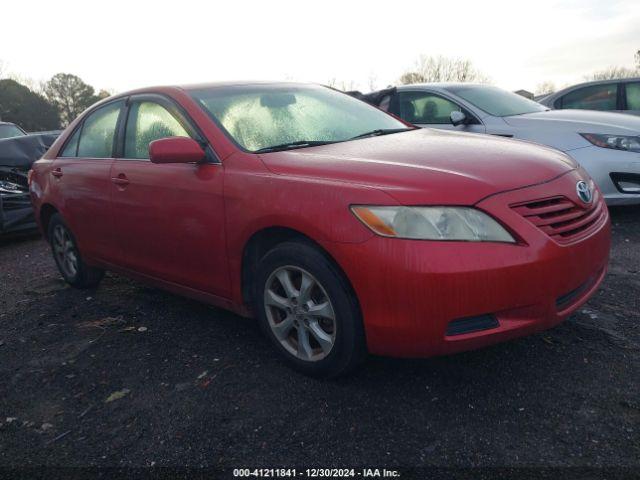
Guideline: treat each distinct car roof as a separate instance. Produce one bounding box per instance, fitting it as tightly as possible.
[177,80,308,91]
[79,81,321,116]
[542,76,640,103]
[559,77,640,89]
[395,82,489,90]
[94,81,323,105]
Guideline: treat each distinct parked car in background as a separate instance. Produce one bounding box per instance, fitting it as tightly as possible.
[30,82,610,377]
[358,84,640,204]
[0,121,27,139]
[0,132,59,235]
[539,78,640,116]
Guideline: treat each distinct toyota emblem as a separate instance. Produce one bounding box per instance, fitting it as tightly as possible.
[576,181,593,204]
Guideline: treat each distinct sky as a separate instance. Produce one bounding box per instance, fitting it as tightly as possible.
[2,0,639,94]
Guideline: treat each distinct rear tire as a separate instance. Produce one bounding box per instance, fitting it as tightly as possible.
[48,213,104,289]
[253,241,367,378]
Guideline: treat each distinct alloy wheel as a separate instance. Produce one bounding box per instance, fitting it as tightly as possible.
[52,224,79,279]
[263,265,337,361]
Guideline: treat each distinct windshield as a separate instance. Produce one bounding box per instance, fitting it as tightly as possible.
[190,84,408,152]
[0,124,26,139]
[446,85,548,117]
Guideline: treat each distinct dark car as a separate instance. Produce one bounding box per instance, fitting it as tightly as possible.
[539,77,640,116]
[0,131,59,234]
[0,121,27,140]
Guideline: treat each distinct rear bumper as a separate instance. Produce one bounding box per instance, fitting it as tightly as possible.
[0,192,37,235]
[326,170,611,357]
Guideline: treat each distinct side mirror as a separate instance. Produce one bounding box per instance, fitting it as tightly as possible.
[149,137,205,164]
[450,111,467,127]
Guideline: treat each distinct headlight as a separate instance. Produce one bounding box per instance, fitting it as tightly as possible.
[0,180,25,194]
[351,206,516,242]
[580,133,640,153]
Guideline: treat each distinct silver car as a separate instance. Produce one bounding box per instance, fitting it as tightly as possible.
[362,84,640,205]
[538,78,640,116]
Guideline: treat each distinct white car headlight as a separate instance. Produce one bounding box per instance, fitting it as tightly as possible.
[580,133,640,153]
[351,206,516,243]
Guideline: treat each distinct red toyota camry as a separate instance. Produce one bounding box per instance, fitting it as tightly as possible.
[29,82,610,377]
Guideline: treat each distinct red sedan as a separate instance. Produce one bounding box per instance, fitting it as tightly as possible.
[29,82,611,377]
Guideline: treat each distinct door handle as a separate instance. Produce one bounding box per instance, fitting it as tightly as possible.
[111,174,130,187]
[51,168,63,178]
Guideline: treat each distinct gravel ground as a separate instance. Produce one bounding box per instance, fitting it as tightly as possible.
[0,207,638,476]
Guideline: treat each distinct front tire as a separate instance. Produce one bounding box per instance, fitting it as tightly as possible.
[48,213,104,289]
[253,241,367,378]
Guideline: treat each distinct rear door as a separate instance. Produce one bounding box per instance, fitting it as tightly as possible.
[109,94,229,297]
[390,90,485,133]
[52,100,125,262]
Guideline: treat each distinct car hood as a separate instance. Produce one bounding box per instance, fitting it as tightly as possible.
[0,133,59,169]
[259,128,576,205]
[504,109,640,135]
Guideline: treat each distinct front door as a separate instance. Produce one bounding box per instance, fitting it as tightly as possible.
[393,91,486,133]
[109,96,229,297]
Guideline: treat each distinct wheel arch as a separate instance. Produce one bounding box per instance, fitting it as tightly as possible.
[240,226,361,316]
[39,203,59,239]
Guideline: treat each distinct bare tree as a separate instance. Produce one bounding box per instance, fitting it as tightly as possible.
[535,81,556,96]
[367,72,378,92]
[399,55,490,85]
[586,66,638,81]
[326,77,357,92]
[636,49,640,69]
[9,73,40,92]
[398,71,425,85]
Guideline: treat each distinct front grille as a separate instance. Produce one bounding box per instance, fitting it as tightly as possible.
[510,190,605,244]
[1,192,31,211]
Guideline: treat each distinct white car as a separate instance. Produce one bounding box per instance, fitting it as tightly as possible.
[360,84,640,205]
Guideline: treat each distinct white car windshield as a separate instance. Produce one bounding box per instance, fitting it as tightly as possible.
[190,84,410,152]
[447,85,548,117]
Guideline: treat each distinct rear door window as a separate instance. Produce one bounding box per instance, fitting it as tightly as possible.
[625,82,640,110]
[76,101,124,158]
[124,101,190,159]
[559,84,618,111]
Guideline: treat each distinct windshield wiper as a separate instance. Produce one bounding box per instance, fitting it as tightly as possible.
[253,128,414,153]
[348,128,414,140]
[254,140,336,153]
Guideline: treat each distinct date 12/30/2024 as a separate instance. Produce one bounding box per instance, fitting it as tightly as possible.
[233,468,401,478]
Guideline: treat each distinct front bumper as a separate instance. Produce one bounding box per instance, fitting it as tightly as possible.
[0,191,37,235]
[326,170,611,357]
[567,145,640,205]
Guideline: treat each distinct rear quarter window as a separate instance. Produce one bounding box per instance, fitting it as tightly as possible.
[59,128,81,157]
